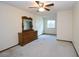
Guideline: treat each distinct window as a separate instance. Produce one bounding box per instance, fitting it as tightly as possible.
[47,20,55,28]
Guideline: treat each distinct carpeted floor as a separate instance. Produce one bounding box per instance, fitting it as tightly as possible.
[0,35,77,57]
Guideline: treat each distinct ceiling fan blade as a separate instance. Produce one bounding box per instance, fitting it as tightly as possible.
[44,8,50,11]
[29,7,37,8]
[45,3,54,7]
[35,1,39,5]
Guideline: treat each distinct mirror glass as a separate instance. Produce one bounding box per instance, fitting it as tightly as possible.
[22,16,33,31]
[23,19,32,30]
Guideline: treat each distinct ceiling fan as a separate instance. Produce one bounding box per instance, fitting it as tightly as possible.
[29,1,54,12]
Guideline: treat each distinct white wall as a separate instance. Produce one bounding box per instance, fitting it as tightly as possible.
[0,2,42,51]
[43,14,57,34]
[72,2,79,55]
[57,10,72,41]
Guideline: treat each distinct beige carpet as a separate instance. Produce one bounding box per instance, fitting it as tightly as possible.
[0,35,77,57]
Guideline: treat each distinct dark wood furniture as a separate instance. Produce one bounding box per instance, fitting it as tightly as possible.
[18,30,37,46]
[18,16,38,46]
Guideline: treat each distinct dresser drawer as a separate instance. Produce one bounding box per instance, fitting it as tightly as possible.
[18,30,37,46]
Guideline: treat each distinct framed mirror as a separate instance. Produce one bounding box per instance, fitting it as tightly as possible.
[22,16,33,32]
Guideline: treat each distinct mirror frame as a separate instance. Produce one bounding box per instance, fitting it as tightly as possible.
[22,16,33,32]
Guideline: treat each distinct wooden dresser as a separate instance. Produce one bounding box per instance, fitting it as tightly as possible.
[18,16,37,46]
[18,30,37,46]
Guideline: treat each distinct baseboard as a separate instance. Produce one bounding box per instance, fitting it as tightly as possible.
[0,44,18,53]
[56,39,72,43]
[71,42,79,57]
[38,33,44,36]
[43,33,57,35]
[57,39,79,57]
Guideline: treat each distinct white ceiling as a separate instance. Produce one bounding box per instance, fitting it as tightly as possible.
[1,1,75,17]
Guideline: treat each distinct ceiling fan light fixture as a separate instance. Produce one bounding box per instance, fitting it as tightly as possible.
[39,7,45,12]
[40,1,45,3]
